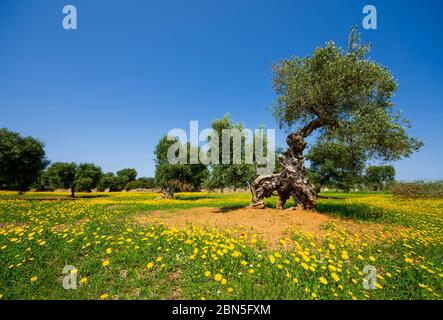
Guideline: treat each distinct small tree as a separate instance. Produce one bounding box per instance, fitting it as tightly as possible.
[365,165,396,191]
[97,172,117,191]
[307,141,365,192]
[45,162,77,197]
[45,162,102,196]
[0,128,48,191]
[117,168,137,182]
[125,177,156,191]
[114,168,138,191]
[250,27,422,209]
[75,163,103,192]
[33,170,54,191]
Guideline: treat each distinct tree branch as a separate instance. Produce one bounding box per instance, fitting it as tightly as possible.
[297,117,325,138]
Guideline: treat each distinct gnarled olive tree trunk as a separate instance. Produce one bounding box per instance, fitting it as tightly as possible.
[250,120,321,210]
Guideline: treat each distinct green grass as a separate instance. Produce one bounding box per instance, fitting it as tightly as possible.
[0,191,441,300]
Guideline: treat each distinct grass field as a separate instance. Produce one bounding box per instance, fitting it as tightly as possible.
[0,191,441,300]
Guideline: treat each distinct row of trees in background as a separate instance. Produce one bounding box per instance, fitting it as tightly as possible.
[37,165,155,197]
[0,128,154,196]
[0,124,399,196]
[307,141,396,192]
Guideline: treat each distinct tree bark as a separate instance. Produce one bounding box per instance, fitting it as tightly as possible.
[250,121,320,210]
[161,187,174,199]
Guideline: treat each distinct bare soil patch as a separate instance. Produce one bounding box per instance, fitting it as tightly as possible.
[136,207,403,245]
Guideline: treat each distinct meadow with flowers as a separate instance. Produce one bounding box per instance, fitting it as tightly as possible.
[0,191,441,300]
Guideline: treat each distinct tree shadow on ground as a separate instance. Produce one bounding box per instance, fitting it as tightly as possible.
[217,205,248,212]
[315,202,384,222]
[174,194,219,201]
[4,194,111,201]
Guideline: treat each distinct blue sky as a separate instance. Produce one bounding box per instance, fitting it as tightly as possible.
[0,0,442,180]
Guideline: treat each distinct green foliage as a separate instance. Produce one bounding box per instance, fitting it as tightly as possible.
[1,192,441,299]
[364,165,396,191]
[44,162,102,196]
[307,141,365,192]
[75,163,103,192]
[97,170,145,192]
[271,26,422,162]
[33,170,54,191]
[205,115,256,191]
[45,162,77,195]
[125,177,156,191]
[0,128,48,191]
[316,201,384,221]
[391,181,443,198]
[137,177,156,188]
[97,172,117,192]
[105,168,139,191]
[116,168,137,183]
[154,136,208,192]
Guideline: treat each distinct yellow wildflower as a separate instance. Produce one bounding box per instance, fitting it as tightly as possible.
[100,293,109,300]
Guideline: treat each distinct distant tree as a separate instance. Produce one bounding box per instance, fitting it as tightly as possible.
[137,177,156,188]
[111,168,137,191]
[250,26,423,209]
[45,162,102,196]
[125,177,156,191]
[117,168,137,182]
[45,162,77,197]
[0,128,48,191]
[154,135,208,198]
[75,163,103,192]
[206,115,256,192]
[307,141,366,192]
[97,172,116,192]
[365,165,396,191]
[273,147,285,174]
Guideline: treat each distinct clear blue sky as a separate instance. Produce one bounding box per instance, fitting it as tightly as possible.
[0,0,442,181]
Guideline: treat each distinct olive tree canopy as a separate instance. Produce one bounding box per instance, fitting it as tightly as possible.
[250,27,422,210]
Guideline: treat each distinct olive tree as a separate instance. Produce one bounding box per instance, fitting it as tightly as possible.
[45,162,77,197]
[0,128,48,191]
[45,162,102,197]
[250,27,422,210]
[154,135,208,198]
[205,115,256,192]
[307,140,366,192]
[364,165,396,191]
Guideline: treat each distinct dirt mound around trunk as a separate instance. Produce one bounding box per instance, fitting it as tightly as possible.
[136,207,403,245]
